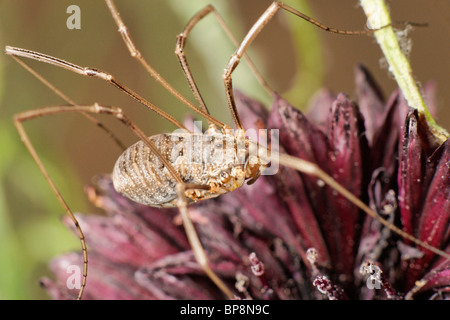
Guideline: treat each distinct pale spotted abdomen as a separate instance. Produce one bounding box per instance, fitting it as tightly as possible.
[112,132,248,207]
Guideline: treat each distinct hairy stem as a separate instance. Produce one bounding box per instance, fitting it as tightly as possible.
[360,0,448,143]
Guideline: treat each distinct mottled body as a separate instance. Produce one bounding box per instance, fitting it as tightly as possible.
[112,128,268,207]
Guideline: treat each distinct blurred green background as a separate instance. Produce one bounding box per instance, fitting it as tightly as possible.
[0,0,449,299]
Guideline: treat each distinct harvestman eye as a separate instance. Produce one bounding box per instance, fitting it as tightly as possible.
[220,171,231,183]
[6,0,449,300]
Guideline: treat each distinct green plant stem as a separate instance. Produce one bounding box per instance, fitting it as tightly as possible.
[360,0,448,143]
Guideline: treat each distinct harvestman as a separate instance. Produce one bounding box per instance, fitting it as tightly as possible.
[6,1,449,299]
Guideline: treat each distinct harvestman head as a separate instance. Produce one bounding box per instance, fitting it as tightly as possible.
[6,0,449,299]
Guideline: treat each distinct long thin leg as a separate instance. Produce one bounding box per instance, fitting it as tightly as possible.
[15,103,236,298]
[15,110,89,300]
[223,1,376,129]
[6,44,236,297]
[14,104,178,300]
[176,183,235,299]
[17,104,447,302]
[114,1,441,258]
[5,46,188,130]
[268,149,450,260]
[175,5,274,121]
[11,55,127,151]
[220,1,449,259]
[103,0,224,129]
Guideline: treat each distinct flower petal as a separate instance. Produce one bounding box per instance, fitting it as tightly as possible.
[306,88,336,133]
[354,64,386,145]
[44,252,155,299]
[88,174,190,251]
[398,110,426,237]
[134,251,224,299]
[267,94,331,262]
[324,94,366,278]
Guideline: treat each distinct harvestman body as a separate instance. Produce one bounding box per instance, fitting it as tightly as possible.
[112,129,268,208]
[6,1,449,299]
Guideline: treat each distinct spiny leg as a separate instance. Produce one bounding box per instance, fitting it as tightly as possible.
[175,4,274,122]
[103,0,224,128]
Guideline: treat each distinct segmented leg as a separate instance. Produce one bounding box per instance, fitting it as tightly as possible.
[5,46,186,130]
[222,1,375,129]
[8,2,447,302]
[6,45,237,298]
[218,1,450,259]
[14,107,91,300]
[104,0,223,128]
[176,183,235,299]
[270,150,450,259]
[10,55,127,151]
[175,4,273,122]
[14,103,236,299]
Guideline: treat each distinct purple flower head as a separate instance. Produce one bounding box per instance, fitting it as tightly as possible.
[41,65,449,300]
